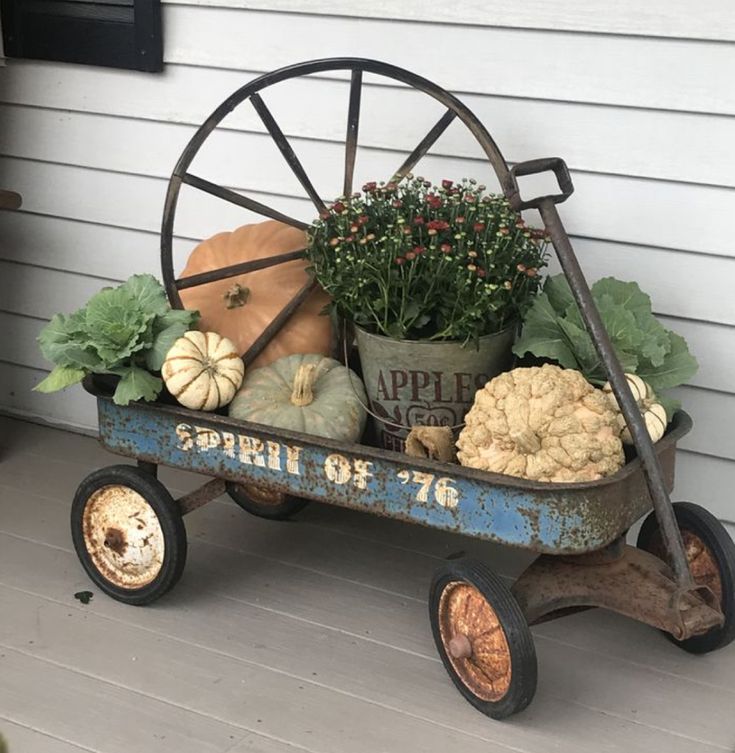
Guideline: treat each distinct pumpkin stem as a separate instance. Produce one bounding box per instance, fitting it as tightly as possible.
[223,283,250,309]
[291,363,317,407]
[511,428,542,454]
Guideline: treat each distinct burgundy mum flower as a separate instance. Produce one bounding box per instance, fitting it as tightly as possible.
[413,215,425,225]
[359,215,369,225]
[332,201,346,213]
[441,179,453,190]
[405,251,416,261]
[413,245,426,255]
[392,199,403,208]
[363,182,377,192]
[456,216,465,224]
[426,195,442,209]
[427,219,450,231]
[477,268,487,278]
[440,243,452,254]
[395,256,406,265]
[473,222,485,232]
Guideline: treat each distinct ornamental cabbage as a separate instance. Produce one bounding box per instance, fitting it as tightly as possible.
[513,275,698,417]
[35,274,198,405]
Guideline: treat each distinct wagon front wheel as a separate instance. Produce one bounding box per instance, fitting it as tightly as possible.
[429,559,537,719]
[226,481,308,520]
[71,465,187,606]
[637,502,735,653]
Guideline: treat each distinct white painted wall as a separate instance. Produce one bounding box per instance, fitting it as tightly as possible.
[0,2,733,531]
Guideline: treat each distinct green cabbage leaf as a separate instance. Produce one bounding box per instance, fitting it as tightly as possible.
[35,274,198,405]
[513,275,698,416]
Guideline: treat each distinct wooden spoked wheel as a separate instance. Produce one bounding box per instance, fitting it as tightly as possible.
[71,465,187,606]
[225,481,308,520]
[430,559,537,719]
[638,502,735,653]
[160,57,515,368]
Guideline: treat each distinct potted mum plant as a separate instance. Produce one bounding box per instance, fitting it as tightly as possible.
[307,176,548,450]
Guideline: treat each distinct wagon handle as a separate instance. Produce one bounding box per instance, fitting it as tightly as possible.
[531,194,696,592]
[508,157,574,211]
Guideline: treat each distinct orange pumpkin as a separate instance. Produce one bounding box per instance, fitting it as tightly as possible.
[179,221,332,369]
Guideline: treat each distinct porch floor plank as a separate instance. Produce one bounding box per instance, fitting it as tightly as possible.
[1,416,734,752]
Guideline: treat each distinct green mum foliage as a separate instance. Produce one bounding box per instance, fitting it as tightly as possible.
[35,274,198,405]
[513,275,698,416]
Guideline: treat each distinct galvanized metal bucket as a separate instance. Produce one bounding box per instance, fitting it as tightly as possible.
[354,325,516,451]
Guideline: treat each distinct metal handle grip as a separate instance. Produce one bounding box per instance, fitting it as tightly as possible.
[508,157,574,211]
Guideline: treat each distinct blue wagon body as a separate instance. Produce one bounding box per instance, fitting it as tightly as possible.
[94,392,691,555]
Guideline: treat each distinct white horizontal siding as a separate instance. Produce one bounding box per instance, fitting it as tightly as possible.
[0,3,733,529]
[1,62,733,187]
[165,0,735,42]
[158,7,735,114]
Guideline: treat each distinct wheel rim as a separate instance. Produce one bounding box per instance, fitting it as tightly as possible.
[437,581,513,702]
[234,483,286,507]
[82,485,165,589]
[649,530,723,606]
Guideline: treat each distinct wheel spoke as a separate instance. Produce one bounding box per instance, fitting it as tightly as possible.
[343,69,362,197]
[242,276,318,366]
[391,108,457,182]
[181,173,308,230]
[175,248,306,290]
[250,93,327,215]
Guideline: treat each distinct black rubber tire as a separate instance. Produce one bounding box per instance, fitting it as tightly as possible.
[226,481,309,520]
[637,502,735,653]
[429,558,537,719]
[71,465,187,606]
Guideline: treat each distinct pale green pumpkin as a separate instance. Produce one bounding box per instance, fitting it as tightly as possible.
[228,353,367,442]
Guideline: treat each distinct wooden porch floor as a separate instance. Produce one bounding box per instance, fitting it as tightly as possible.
[1,415,733,753]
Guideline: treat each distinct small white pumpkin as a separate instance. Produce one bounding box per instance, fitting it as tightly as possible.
[228,353,367,442]
[603,373,668,445]
[162,331,244,411]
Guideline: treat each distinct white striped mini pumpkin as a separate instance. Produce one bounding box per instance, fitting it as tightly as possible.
[162,331,244,411]
[603,373,668,445]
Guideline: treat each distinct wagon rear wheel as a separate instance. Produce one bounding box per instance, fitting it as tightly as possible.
[637,502,735,653]
[71,465,187,606]
[226,481,308,520]
[429,559,537,719]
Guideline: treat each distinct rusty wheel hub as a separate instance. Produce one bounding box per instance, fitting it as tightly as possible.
[82,485,165,589]
[437,581,512,701]
[650,530,723,605]
[235,483,285,507]
[682,531,723,604]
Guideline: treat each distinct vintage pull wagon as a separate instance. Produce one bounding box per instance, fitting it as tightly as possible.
[72,58,735,720]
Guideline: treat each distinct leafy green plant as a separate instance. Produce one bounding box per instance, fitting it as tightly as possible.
[307,176,548,342]
[35,274,198,405]
[513,275,698,415]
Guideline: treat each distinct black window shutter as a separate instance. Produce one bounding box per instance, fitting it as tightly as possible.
[1,0,163,72]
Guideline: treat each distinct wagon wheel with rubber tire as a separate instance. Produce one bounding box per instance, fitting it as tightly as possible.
[226,481,309,520]
[71,465,187,606]
[429,558,537,719]
[160,58,515,367]
[637,501,735,653]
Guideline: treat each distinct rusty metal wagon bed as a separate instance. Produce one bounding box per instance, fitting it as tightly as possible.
[71,58,735,721]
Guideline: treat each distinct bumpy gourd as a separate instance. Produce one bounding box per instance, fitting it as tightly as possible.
[229,353,367,442]
[179,220,332,369]
[456,364,624,482]
[162,331,244,411]
[602,373,668,445]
